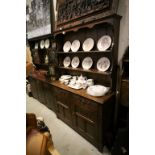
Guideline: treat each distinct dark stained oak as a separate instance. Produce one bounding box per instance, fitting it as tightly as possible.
[51,80,115,104]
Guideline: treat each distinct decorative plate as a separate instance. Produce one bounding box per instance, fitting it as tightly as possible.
[71,56,80,68]
[63,41,71,52]
[82,38,94,52]
[97,57,110,72]
[63,56,71,67]
[87,85,110,97]
[97,35,112,51]
[34,42,38,49]
[82,57,93,70]
[71,40,80,52]
[45,39,50,49]
[40,40,45,49]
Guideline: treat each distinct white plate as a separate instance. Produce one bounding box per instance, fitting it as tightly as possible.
[63,41,71,52]
[97,57,110,72]
[45,39,50,49]
[71,56,80,68]
[97,35,112,51]
[34,42,38,49]
[82,38,94,52]
[82,57,93,70]
[63,56,71,67]
[71,40,80,52]
[40,40,45,49]
[87,85,110,97]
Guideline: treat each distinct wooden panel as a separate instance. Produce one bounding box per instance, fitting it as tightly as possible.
[56,101,72,125]
[36,80,46,105]
[71,94,98,144]
[29,76,38,99]
[43,82,56,111]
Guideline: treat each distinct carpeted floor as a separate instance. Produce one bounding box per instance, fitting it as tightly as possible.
[26,95,111,155]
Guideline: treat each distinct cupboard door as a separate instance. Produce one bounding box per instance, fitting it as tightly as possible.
[29,76,38,99]
[43,83,56,111]
[36,80,46,105]
[71,95,98,145]
[55,88,72,126]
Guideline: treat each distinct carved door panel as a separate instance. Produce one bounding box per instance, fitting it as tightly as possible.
[71,95,99,145]
[29,77,38,99]
[36,80,46,105]
[55,88,72,126]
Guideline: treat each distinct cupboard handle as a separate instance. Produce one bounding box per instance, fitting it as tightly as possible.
[57,101,68,109]
[75,112,94,124]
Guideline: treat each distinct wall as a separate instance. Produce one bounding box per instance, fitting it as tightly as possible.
[117,0,129,63]
[52,0,129,63]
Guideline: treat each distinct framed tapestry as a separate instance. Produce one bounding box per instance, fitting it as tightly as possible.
[26,0,52,39]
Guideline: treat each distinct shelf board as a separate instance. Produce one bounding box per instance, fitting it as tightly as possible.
[58,66,111,75]
[56,50,112,54]
[34,63,49,66]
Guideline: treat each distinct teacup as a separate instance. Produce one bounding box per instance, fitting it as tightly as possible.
[87,79,94,86]
[64,79,69,85]
[70,79,76,85]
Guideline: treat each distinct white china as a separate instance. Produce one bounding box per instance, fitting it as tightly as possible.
[82,57,93,70]
[87,85,110,97]
[60,75,72,79]
[59,75,72,83]
[68,83,82,90]
[63,41,71,52]
[63,56,71,67]
[45,39,50,49]
[82,38,94,52]
[71,56,80,68]
[34,42,38,49]
[97,57,110,72]
[71,40,80,52]
[97,35,112,51]
[87,79,94,86]
[40,40,45,49]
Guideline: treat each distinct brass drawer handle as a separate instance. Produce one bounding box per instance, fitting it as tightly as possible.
[75,112,94,124]
[57,101,68,109]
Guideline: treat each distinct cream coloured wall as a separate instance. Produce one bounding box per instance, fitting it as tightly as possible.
[117,0,129,63]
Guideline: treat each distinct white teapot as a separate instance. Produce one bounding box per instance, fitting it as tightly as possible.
[77,75,87,84]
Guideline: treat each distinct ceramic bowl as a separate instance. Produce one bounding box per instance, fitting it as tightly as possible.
[87,85,110,97]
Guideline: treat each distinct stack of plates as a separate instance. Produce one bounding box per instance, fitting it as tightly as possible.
[60,75,72,80]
